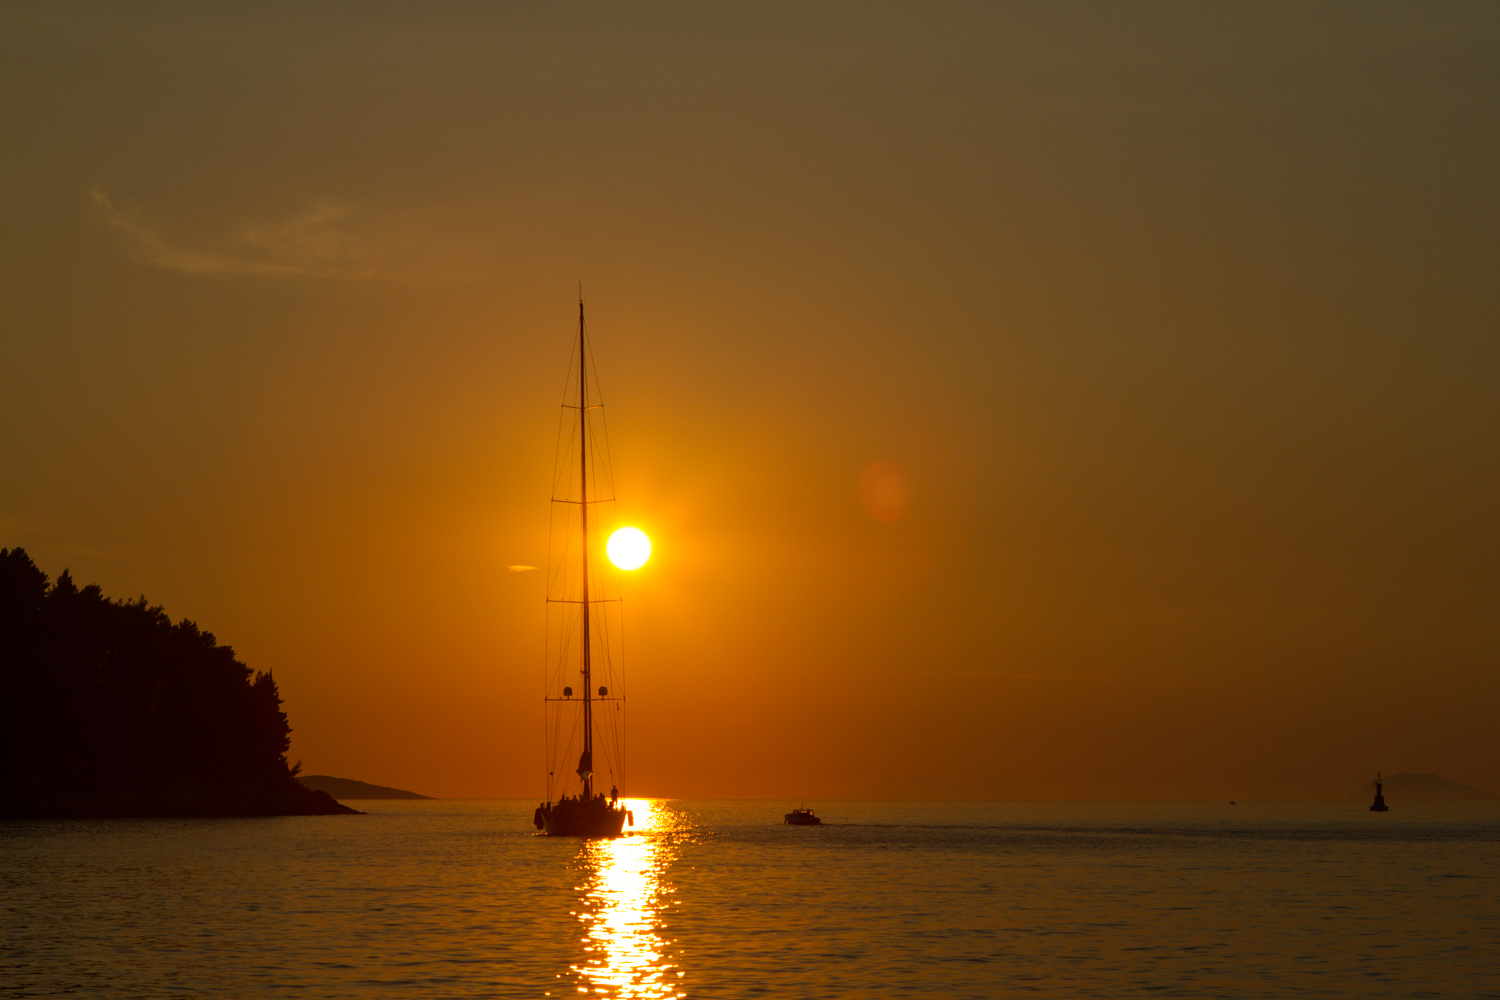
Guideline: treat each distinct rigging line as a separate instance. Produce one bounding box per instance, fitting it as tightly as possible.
[597,387,618,508]
[547,659,571,802]
[550,425,574,506]
[546,506,575,598]
[619,577,627,796]
[549,325,580,501]
[596,418,616,500]
[582,326,618,503]
[584,409,604,507]
[583,314,603,409]
[584,322,618,497]
[588,417,610,503]
[601,664,622,753]
[545,311,593,804]
[601,708,620,774]
[553,615,573,674]
[556,703,582,796]
[603,625,623,797]
[545,394,580,610]
[546,688,561,801]
[542,353,574,803]
[551,628,581,758]
[551,654,582,749]
[558,321,579,409]
[551,411,579,502]
[549,397,572,496]
[546,442,579,601]
[593,599,622,783]
[547,614,573,743]
[549,501,585,601]
[545,495,564,610]
[594,601,615,678]
[541,634,550,801]
[545,615,569,790]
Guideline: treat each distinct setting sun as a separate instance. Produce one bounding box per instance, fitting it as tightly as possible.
[606,527,652,571]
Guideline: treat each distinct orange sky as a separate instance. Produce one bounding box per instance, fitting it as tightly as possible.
[3,4,1497,799]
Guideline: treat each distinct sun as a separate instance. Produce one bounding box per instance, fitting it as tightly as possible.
[606,527,651,570]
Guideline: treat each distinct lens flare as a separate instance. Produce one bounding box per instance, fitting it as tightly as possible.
[607,527,652,570]
[858,459,912,522]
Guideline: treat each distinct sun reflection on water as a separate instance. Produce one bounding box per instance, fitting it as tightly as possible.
[559,800,686,999]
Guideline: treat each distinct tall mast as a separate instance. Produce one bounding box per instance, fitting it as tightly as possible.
[578,298,593,799]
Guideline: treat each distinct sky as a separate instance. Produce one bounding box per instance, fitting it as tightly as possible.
[3,2,1497,800]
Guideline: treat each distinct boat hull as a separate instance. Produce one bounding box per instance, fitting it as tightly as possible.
[539,801,628,838]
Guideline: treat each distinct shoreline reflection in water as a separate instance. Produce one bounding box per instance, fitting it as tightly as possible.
[557,800,686,998]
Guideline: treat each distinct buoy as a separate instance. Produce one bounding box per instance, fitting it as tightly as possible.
[627,809,634,826]
[533,807,545,830]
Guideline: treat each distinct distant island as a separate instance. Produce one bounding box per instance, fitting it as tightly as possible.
[0,548,356,818]
[1349,772,1499,804]
[298,775,432,800]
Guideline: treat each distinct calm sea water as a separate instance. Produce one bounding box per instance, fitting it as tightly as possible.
[2,799,1498,998]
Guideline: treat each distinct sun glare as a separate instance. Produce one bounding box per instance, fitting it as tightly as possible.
[607,527,652,570]
[563,799,686,998]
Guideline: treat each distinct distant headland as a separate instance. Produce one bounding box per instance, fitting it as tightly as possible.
[1348,772,1499,804]
[0,548,357,818]
[298,775,432,800]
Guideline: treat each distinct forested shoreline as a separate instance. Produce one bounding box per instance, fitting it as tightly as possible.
[0,548,354,818]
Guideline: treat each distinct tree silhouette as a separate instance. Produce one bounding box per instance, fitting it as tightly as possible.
[0,548,353,817]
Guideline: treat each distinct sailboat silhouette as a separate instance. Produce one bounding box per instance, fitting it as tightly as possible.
[532,298,632,839]
[1369,772,1389,812]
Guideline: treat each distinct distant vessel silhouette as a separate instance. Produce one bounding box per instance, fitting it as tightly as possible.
[785,806,821,825]
[1348,771,1498,803]
[532,298,632,839]
[1369,772,1389,812]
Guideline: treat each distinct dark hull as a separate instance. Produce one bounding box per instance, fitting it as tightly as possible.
[785,814,821,825]
[540,802,628,838]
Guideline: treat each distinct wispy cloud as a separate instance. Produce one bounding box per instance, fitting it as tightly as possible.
[91,186,380,280]
[507,565,538,572]
[88,185,558,285]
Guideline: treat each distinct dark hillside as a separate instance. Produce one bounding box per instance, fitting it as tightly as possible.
[298,775,432,799]
[0,547,355,817]
[1348,773,1498,804]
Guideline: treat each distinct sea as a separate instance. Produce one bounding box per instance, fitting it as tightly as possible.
[2,799,1497,998]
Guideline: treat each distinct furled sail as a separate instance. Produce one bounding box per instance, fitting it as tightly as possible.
[576,750,594,781]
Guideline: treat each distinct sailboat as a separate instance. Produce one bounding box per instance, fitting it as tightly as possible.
[532,298,632,839]
[1369,772,1389,812]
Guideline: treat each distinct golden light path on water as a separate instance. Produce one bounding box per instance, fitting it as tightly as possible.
[553,800,685,999]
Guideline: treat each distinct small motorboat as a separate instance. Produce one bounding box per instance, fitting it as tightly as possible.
[784,807,821,825]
